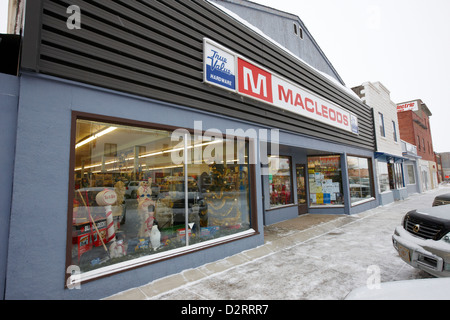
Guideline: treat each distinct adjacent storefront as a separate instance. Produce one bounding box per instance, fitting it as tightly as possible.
[263,144,377,225]
[375,153,408,204]
[401,140,422,195]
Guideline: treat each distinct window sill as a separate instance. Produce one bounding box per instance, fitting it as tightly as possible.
[309,205,345,208]
[351,197,376,207]
[72,228,257,286]
[266,203,297,211]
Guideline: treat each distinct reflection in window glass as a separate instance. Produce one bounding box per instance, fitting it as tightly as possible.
[377,161,390,193]
[379,112,385,137]
[407,164,416,184]
[268,156,293,208]
[348,156,374,204]
[189,139,251,233]
[390,162,404,189]
[307,155,343,206]
[71,119,252,274]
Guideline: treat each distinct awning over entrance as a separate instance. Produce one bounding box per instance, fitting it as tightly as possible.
[375,152,407,163]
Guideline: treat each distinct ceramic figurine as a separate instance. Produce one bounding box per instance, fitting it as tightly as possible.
[150,224,161,251]
[137,178,156,238]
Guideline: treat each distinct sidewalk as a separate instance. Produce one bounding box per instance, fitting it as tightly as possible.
[104,186,449,300]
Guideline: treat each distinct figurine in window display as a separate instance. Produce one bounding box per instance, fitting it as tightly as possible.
[96,189,126,258]
[114,178,126,207]
[150,223,161,251]
[137,178,156,238]
[114,178,127,224]
[81,177,90,188]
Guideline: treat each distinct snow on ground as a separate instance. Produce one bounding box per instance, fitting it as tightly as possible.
[149,185,450,300]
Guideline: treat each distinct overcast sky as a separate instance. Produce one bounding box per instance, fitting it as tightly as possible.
[250,0,450,153]
[1,0,449,152]
[0,0,6,33]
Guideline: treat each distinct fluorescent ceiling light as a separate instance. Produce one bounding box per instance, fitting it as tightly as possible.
[75,127,118,149]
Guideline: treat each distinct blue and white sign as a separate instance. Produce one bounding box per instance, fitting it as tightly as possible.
[204,39,236,91]
[350,114,359,134]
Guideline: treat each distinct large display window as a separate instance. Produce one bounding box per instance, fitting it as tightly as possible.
[347,156,374,204]
[268,156,293,208]
[307,155,343,206]
[68,117,254,280]
[378,160,404,192]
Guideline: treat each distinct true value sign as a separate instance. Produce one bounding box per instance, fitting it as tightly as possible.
[203,38,359,134]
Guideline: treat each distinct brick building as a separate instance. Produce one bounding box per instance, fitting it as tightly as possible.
[397,99,438,190]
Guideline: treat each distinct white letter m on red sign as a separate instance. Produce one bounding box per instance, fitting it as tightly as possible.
[242,67,268,98]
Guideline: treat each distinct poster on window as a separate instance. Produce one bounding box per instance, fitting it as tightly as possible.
[308,155,343,206]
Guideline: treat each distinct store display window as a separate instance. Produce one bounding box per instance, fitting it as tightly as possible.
[347,156,374,204]
[378,160,404,192]
[307,155,343,206]
[268,156,293,208]
[69,118,253,278]
[406,164,416,184]
[389,162,404,189]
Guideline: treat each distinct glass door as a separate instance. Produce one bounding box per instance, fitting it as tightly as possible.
[296,164,308,215]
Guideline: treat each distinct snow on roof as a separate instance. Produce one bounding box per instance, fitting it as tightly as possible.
[207,0,363,103]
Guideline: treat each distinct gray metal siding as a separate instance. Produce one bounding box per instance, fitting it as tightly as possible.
[24,0,375,150]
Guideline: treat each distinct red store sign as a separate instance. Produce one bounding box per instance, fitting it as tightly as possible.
[204,38,359,134]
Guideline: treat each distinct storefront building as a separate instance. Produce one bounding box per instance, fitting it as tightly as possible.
[401,140,422,195]
[397,99,438,191]
[438,152,450,182]
[209,0,378,222]
[435,153,443,184]
[352,82,407,205]
[1,0,376,299]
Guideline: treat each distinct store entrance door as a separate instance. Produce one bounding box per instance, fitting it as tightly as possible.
[296,164,308,215]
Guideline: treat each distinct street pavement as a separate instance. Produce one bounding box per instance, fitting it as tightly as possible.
[105,185,450,300]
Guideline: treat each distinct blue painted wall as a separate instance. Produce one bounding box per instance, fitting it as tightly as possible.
[5,73,264,299]
[0,73,19,300]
